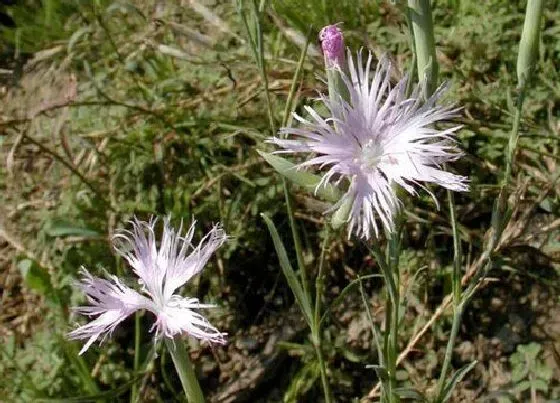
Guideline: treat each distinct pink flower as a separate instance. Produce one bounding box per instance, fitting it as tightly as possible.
[269,51,468,239]
[68,218,227,354]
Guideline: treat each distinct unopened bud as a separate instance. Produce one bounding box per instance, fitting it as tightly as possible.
[319,24,349,105]
[319,25,345,68]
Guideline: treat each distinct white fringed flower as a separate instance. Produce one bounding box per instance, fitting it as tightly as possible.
[68,218,227,354]
[269,51,468,239]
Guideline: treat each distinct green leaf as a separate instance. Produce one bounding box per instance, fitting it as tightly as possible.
[340,347,363,363]
[17,259,53,297]
[283,360,320,403]
[261,213,312,326]
[257,151,342,203]
[531,378,548,392]
[511,380,531,394]
[511,361,529,383]
[393,387,426,402]
[534,361,553,381]
[45,220,101,239]
[439,360,477,403]
[518,342,540,360]
[276,341,313,355]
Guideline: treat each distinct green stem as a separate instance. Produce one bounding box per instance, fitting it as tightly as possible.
[358,276,384,371]
[408,0,438,96]
[384,293,394,403]
[371,241,399,403]
[165,337,204,403]
[313,336,332,403]
[407,1,470,399]
[131,312,141,402]
[314,228,331,333]
[64,341,100,395]
[388,230,400,403]
[435,188,464,400]
[55,302,99,397]
[284,180,310,296]
[314,228,332,403]
[435,305,463,401]
[504,88,526,185]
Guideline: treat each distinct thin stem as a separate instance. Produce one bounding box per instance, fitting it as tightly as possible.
[313,227,332,403]
[504,88,526,185]
[160,350,180,398]
[131,312,142,402]
[241,1,312,300]
[314,227,331,329]
[240,3,327,400]
[247,0,276,134]
[435,189,463,400]
[407,1,473,399]
[281,28,311,128]
[371,241,399,403]
[388,230,400,403]
[389,300,399,403]
[313,338,332,403]
[21,131,106,202]
[53,302,99,397]
[384,293,394,403]
[370,243,398,313]
[435,305,463,401]
[284,181,310,296]
[165,337,204,403]
[63,340,100,396]
[358,276,384,366]
[280,29,312,296]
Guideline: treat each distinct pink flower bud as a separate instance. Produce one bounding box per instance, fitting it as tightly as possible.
[319,25,345,68]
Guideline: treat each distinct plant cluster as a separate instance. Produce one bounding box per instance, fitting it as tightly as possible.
[1,1,559,402]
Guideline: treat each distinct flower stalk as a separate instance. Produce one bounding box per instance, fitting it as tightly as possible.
[516,0,545,89]
[314,228,333,403]
[408,0,438,97]
[165,337,205,403]
[406,2,469,401]
[270,23,467,402]
[68,218,228,402]
[508,0,544,184]
[252,17,334,402]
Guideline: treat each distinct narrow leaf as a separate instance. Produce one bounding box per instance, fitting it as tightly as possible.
[393,387,427,402]
[440,360,477,402]
[258,151,342,203]
[261,213,312,325]
[45,221,101,239]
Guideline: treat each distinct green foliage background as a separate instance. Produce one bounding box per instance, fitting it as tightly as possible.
[1,0,559,401]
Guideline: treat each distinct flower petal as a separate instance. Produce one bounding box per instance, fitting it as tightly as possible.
[154,295,226,344]
[68,268,151,354]
[161,222,227,300]
[113,218,226,303]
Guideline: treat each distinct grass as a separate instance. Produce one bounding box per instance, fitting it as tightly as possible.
[1,0,560,401]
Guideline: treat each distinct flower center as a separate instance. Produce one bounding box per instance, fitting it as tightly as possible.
[356,141,384,172]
